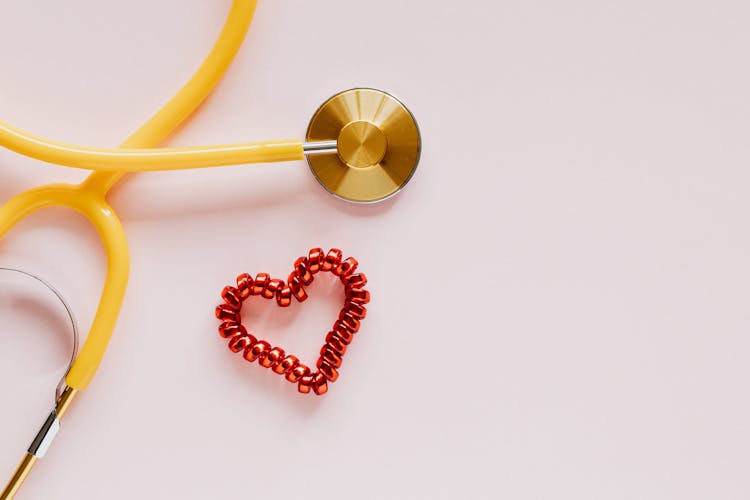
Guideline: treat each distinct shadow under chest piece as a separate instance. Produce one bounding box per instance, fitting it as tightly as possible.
[215,247,370,395]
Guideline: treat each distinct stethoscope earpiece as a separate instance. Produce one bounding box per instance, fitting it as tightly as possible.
[305,88,421,204]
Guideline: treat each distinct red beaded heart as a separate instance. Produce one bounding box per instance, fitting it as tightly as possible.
[215,248,370,396]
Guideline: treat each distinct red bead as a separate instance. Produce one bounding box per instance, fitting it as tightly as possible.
[325,332,347,356]
[294,257,313,285]
[277,286,292,307]
[263,278,284,299]
[345,300,367,319]
[308,248,324,274]
[332,320,354,344]
[274,355,299,375]
[221,286,242,310]
[322,248,342,272]
[317,361,339,382]
[346,288,370,304]
[299,374,314,394]
[288,274,308,302]
[261,347,285,368]
[215,304,240,323]
[345,273,367,289]
[319,346,342,368]
[312,372,328,395]
[287,364,310,383]
[244,340,270,362]
[228,334,253,353]
[338,310,360,332]
[236,273,253,300]
[219,322,245,339]
[335,257,358,277]
[252,273,269,295]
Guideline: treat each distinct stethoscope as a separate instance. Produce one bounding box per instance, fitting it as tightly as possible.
[0,1,421,498]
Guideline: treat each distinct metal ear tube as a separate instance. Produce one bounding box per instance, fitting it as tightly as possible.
[0,269,80,500]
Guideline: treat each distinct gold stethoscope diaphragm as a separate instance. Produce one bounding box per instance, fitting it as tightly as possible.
[306,88,422,203]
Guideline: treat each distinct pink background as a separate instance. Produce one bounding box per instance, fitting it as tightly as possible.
[2,0,750,498]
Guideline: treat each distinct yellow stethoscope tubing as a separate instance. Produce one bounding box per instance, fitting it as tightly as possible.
[0,185,128,392]
[0,121,305,171]
[0,0,258,391]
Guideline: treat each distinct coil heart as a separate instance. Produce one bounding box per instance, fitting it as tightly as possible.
[215,248,370,395]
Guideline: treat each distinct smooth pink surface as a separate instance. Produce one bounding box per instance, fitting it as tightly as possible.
[2,1,750,498]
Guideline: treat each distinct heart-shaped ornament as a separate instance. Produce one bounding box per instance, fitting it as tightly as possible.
[215,248,370,395]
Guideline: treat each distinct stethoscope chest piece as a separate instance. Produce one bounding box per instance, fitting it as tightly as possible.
[306,88,421,203]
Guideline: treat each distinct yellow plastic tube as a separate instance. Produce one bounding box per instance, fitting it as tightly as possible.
[0,184,129,391]
[0,121,304,171]
[0,0,259,390]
